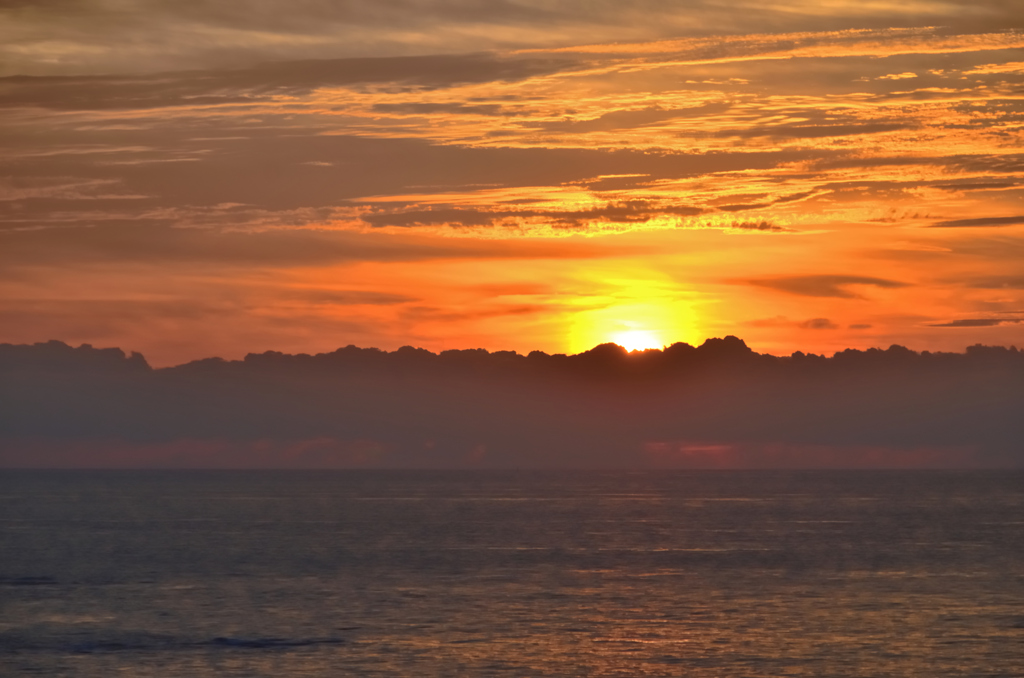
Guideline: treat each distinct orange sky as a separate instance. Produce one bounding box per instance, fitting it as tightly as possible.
[2,2,1023,365]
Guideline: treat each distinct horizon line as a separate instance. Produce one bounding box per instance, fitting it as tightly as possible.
[5,334,1021,371]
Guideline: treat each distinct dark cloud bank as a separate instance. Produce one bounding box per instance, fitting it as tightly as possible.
[3,337,1023,469]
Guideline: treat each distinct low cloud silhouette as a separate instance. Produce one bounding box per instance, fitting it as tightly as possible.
[931,215,1024,228]
[929,318,1022,328]
[797,318,838,330]
[2,336,1022,469]
[743,275,909,298]
[747,316,837,329]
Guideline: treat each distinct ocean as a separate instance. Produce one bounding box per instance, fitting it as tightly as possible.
[1,470,1022,676]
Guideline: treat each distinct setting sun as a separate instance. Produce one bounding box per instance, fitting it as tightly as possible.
[566,272,698,355]
[569,302,686,354]
[610,328,663,352]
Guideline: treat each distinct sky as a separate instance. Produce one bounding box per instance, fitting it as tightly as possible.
[3,1,1024,366]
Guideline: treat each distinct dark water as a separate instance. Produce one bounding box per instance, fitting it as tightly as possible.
[1,470,1022,676]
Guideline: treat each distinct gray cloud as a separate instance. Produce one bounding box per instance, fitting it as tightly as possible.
[967,276,1024,289]
[716,122,915,140]
[360,201,706,230]
[370,102,518,116]
[811,155,947,172]
[7,1,1022,77]
[748,316,838,329]
[280,289,415,306]
[718,220,792,232]
[948,154,1024,176]
[932,181,1020,192]
[0,299,237,341]
[0,54,575,111]
[948,236,1024,261]
[0,124,825,229]
[0,223,616,272]
[929,318,1023,327]
[744,275,909,298]
[798,318,839,330]
[931,215,1024,228]
[715,189,821,213]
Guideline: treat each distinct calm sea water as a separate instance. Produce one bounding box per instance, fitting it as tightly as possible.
[1,470,1022,676]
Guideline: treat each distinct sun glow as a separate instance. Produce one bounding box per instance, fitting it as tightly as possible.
[611,328,663,352]
[568,283,698,354]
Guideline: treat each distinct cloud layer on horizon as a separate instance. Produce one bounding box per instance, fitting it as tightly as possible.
[2,336,1022,469]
